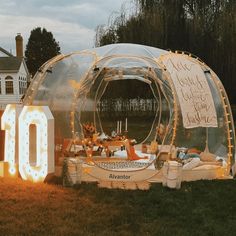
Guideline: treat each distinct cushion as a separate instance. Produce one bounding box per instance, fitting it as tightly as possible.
[183,157,201,170]
[200,151,216,162]
[192,165,220,170]
[187,148,201,154]
[184,153,201,159]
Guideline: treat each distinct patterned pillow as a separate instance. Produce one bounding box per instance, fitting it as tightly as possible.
[184,153,201,159]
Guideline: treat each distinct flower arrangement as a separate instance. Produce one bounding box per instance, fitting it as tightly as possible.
[82,122,96,138]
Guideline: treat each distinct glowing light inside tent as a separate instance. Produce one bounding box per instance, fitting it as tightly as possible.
[18,106,52,182]
[1,104,17,176]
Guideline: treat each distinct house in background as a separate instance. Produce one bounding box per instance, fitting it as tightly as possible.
[0,34,29,110]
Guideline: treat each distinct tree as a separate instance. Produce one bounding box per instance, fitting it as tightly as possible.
[25,27,61,76]
[96,0,236,103]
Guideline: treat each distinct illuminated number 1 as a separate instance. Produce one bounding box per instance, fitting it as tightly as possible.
[1,104,17,176]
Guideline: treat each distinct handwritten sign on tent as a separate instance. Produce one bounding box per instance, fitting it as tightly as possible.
[162,54,218,128]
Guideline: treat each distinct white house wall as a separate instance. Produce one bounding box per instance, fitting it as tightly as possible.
[0,61,28,110]
[18,62,28,94]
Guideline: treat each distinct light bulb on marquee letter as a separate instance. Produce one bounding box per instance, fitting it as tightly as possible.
[1,104,17,175]
[18,106,54,182]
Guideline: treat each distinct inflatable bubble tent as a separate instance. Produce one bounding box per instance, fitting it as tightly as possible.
[23,43,235,175]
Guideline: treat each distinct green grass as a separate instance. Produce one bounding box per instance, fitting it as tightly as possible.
[1,178,236,236]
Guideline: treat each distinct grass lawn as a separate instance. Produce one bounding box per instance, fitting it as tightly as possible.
[1,178,236,236]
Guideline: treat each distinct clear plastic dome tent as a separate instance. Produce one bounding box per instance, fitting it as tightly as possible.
[23,43,236,176]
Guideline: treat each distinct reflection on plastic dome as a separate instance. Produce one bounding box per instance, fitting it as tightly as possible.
[23,43,235,176]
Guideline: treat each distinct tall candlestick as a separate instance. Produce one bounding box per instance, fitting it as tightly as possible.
[125,117,127,131]
[120,120,122,134]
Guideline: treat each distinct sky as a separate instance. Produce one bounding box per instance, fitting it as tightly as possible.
[0,0,128,55]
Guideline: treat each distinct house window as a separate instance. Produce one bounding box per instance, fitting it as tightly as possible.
[18,77,27,94]
[5,76,14,94]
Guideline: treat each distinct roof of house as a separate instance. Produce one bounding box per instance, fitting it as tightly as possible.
[0,46,13,57]
[0,57,23,72]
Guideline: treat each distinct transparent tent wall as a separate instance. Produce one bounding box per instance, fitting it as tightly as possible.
[22,46,235,170]
[171,66,231,163]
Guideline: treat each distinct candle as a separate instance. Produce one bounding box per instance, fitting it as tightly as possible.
[117,121,119,134]
[125,117,127,131]
[120,120,122,133]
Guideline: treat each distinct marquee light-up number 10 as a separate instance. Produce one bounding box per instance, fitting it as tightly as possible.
[1,104,54,182]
